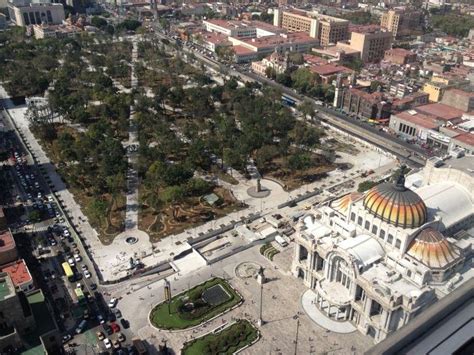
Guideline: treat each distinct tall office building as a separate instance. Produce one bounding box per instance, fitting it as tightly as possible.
[380,8,423,38]
[273,8,349,46]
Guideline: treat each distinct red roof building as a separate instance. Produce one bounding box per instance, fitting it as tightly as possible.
[0,259,34,292]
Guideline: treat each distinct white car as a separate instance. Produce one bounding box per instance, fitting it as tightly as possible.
[103,338,112,349]
[68,258,75,266]
[63,230,70,237]
[81,264,88,271]
[74,254,82,262]
[108,298,117,308]
[84,270,91,279]
[48,195,54,202]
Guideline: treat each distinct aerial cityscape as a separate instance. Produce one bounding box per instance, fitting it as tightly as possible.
[0,0,472,353]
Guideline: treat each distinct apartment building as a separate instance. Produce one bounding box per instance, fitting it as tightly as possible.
[203,19,285,39]
[8,2,65,27]
[273,8,348,46]
[380,8,423,38]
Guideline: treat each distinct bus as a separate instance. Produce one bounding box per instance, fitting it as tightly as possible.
[281,94,297,107]
[62,262,75,282]
[74,288,86,305]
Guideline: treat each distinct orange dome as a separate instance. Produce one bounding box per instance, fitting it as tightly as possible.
[331,192,363,214]
[407,228,459,269]
[363,174,427,229]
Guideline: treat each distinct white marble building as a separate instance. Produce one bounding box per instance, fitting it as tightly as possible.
[292,156,473,343]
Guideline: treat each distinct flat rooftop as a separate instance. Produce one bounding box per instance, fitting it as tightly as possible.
[0,230,15,252]
[0,259,32,288]
[0,279,13,300]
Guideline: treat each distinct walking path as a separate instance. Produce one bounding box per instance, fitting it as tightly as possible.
[301,289,356,333]
[123,38,141,232]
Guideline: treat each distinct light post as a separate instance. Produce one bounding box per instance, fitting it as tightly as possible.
[294,315,300,355]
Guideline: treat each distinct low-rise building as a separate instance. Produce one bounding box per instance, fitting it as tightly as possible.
[0,259,34,293]
[310,63,352,84]
[441,89,474,113]
[384,48,417,65]
[197,31,231,52]
[341,88,392,120]
[32,24,81,39]
[251,51,289,76]
[230,32,319,63]
[0,230,17,266]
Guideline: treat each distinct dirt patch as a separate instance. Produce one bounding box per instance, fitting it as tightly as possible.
[139,187,245,243]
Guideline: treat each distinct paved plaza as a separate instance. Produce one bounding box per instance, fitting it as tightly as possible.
[116,246,372,354]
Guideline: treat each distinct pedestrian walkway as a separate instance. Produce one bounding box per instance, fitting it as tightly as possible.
[301,289,356,333]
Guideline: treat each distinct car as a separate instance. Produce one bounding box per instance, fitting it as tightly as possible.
[103,324,113,336]
[74,254,82,262]
[83,309,89,319]
[96,331,105,340]
[110,322,120,333]
[76,283,83,290]
[63,229,70,237]
[103,338,112,349]
[48,195,54,202]
[108,298,117,308]
[114,309,122,318]
[84,270,91,279]
[117,332,125,342]
[90,283,97,290]
[67,258,75,266]
[75,319,87,334]
[97,314,105,324]
[81,264,88,271]
[113,339,121,349]
[108,312,116,322]
[62,334,72,344]
[120,318,130,329]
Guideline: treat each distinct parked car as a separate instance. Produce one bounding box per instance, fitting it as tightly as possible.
[108,297,117,308]
[84,270,91,279]
[103,324,113,336]
[103,338,112,349]
[96,331,105,341]
[120,319,130,329]
[110,322,120,333]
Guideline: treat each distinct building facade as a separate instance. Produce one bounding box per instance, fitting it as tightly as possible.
[8,2,65,27]
[384,48,417,65]
[292,158,473,343]
[341,88,392,120]
[380,8,423,38]
[349,29,392,63]
[273,9,349,46]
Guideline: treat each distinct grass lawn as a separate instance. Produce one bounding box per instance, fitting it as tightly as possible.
[149,278,242,330]
[182,320,258,355]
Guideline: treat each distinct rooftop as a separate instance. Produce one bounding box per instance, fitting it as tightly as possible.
[238,32,317,49]
[444,88,474,99]
[395,111,440,130]
[0,279,13,300]
[310,64,352,76]
[415,103,465,121]
[233,45,254,55]
[385,48,415,57]
[0,259,32,288]
[452,132,474,147]
[0,230,15,252]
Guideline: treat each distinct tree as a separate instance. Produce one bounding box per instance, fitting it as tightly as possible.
[298,99,317,121]
[87,198,108,226]
[160,185,185,204]
[291,68,319,94]
[287,153,311,171]
[91,16,107,29]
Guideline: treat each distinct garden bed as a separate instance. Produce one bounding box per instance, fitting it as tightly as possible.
[149,278,242,330]
[182,320,259,355]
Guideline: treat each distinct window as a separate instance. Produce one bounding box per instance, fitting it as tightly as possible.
[395,239,401,249]
[387,234,394,244]
[23,12,30,25]
[407,270,412,277]
[46,10,52,23]
[371,225,378,235]
[364,221,370,230]
[379,230,385,239]
[351,212,355,221]
[357,216,363,226]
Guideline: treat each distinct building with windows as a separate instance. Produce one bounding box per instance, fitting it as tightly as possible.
[8,2,65,27]
[380,8,423,38]
[273,8,349,46]
[345,28,392,63]
[292,157,473,343]
[341,88,392,120]
[384,48,417,65]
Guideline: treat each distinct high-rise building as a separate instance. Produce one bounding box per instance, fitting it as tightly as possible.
[348,29,392,63]
[380,8,423,38]
[273,8,349,46]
